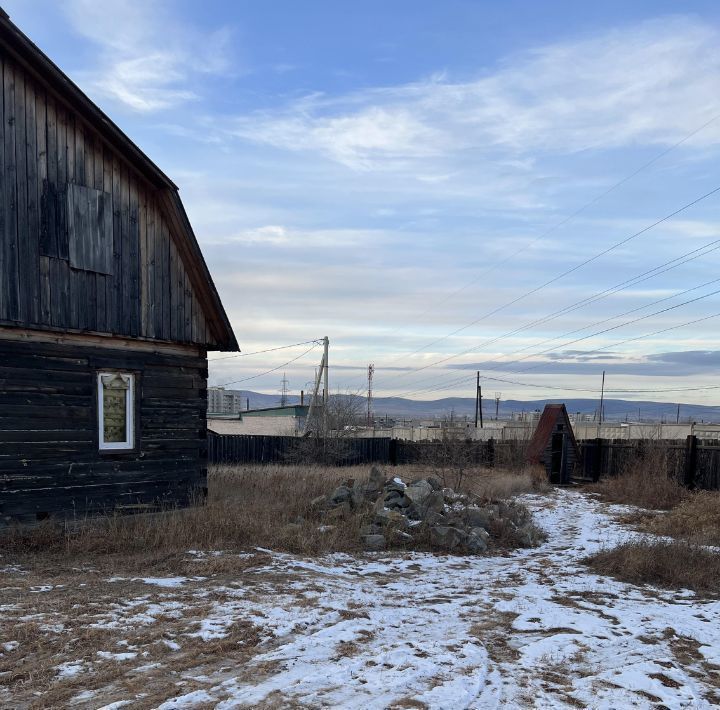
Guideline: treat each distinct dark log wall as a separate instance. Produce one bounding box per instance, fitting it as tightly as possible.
[0,337,208,524]
[0,50,216,346]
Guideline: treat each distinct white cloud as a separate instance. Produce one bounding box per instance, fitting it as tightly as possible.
[228,17,720,170]
[63,0,234,112]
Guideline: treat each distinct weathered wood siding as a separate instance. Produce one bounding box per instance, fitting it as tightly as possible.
[0,50,216,346]
[0,337,208,524]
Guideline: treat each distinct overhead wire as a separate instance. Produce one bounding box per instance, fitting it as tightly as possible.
[209,339,322,362]
[371,235,720,393]
[217,342,319,387]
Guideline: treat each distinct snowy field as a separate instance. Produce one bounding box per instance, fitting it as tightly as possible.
[2,489,719,708]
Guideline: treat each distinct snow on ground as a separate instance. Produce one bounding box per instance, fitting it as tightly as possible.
[2,489,719,708]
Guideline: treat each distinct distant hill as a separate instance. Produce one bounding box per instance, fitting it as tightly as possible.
[232,390,720,423]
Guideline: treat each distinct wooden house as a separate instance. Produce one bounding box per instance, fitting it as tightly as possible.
[526,404,580,484]
[0,9,238,524]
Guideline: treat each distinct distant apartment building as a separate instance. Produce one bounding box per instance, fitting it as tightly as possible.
[208,387,244,414]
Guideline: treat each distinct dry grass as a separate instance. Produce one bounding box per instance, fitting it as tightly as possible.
[2,464,544,569]
[637,491,720,546]
[587,451,688,510]
[2,465,364,564]
[584,540,720,596]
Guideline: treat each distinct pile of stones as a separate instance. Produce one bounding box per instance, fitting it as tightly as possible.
[311,466,543,553]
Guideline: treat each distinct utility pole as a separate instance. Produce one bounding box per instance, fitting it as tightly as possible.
[367,363,374,427]
[676,403,680,424]
[280,372,289,407]
[305,336,329,435]
[494,392,501,420]
[323,336,329,432]
[598,370,606,426]
[474,372,484,429]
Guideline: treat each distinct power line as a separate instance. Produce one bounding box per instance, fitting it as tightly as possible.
[217,343,319,387]
[383,183,720,380]
[377,109,720,346]
[372,235,720,393]
[209,339,322,362]
[391,310,720,399]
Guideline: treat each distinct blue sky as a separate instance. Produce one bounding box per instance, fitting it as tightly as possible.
[8,1,720,405]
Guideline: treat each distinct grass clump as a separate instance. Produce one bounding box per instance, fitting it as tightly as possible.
[587,463,689,510]
[638,491,720,546]
[585,539,720,596]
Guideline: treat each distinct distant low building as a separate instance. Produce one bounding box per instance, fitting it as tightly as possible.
[208,405,309,436]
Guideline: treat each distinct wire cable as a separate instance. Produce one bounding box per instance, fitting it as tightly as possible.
[209,339,322,362]
[217,343,319,387]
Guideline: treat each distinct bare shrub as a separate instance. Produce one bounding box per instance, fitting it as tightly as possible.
[587,444,688,510]
[585,540,720,596]
[416,430,492,490]
[638,491,720,546]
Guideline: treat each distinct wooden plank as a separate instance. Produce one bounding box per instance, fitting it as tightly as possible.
[120,160,131,334]
[14,67,32,324]
[168,239,177,341]
[23,76,41,324]
[160,219,170,338]
[35,87,51,323]
[2,58,19,322]
[55,101,68,259]
[147,200,158,338]
[128,174,140,336]
[0,55,6,321]
[183,267,192,341]
[103,145,114,332]
[174,242,184,341]
[111,153,122,333]
[139,187,148,335]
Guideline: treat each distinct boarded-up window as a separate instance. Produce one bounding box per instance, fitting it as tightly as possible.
[68,183,113,274]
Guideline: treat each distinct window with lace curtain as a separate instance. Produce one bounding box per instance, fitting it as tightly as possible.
[97,373,134,450]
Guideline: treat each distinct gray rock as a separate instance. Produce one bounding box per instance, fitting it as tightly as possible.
[515,524,537,547]
[330,485,352,505]
[463,507,495,531]
[465,526,490,553]
[310,495,328,509]
[374,509,408,529]
[362,534,386,551]
[430,525,467,551]
[385,478,407,494]
[442,487,458,502]
[425,476,443,491]
[425,511,448,527]
[405,479,433,506]
[393,530,413,543]
[384,491,410,509]
[407,490,445,521]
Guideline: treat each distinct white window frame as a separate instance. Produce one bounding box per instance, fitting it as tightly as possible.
[97,372,135,451]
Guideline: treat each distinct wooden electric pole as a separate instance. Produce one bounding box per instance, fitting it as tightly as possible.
[598,370,606,425]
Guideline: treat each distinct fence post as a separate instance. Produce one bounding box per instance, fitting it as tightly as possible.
[389,438,398,466]
[684,435,697,489]
[487,438,495,468]
[592,438,603,482]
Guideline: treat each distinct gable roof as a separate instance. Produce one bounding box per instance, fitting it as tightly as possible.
[526,404,580,464]
[0,7,239,351]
